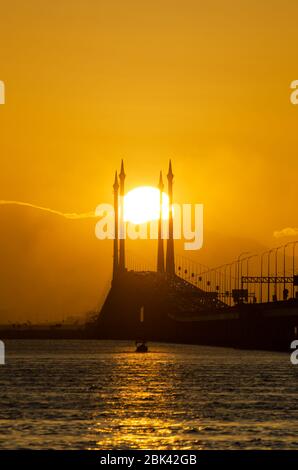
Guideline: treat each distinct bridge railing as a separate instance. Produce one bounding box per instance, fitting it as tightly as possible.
[124,239,298,305]
[175,250,298,305]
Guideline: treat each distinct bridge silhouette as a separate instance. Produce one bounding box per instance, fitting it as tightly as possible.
[91,161,298,349]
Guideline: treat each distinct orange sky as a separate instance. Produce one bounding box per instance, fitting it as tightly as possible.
[0,1,297,321]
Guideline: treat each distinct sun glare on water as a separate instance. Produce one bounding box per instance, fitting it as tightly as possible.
[123,186,169,224]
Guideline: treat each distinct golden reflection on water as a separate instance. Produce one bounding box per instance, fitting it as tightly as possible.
[1,341,297,450]
[89,349,205,449]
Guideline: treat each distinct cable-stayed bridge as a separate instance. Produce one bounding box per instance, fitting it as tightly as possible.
[90,161,298,350]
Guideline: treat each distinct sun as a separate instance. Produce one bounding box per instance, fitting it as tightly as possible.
[123,186,169,224]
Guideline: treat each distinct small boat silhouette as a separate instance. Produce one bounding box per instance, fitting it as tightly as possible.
[135,341,148,353]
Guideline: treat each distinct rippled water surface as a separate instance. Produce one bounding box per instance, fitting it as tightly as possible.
[0,340,297,449]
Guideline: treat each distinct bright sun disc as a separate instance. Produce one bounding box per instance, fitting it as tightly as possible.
[123,186,169,224]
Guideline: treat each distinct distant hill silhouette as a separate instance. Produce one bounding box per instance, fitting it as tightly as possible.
[0,204,110,324]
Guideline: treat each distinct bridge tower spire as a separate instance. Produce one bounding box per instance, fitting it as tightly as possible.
[112,171,119,280]
[166,160,175,275]
[157,171,165,273]
[119,159,126,272]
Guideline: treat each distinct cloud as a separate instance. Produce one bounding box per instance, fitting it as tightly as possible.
[0,200,97,219]
[273,227,298,238]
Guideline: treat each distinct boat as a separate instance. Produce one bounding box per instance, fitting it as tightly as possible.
[135,341,148,353]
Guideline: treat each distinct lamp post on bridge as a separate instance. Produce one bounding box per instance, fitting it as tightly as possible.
[239,253,251,290]
[223,263,233,306]
[283,242,291,300]
[243,255,257,302]
[228,262,236,306]
[274,246,283,301]
[267,249,274,302]
[228,260,238,305]
[237,252,250,290]
[260,250,268,303]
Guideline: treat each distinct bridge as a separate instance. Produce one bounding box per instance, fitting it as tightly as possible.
[91,161,298,348]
